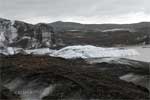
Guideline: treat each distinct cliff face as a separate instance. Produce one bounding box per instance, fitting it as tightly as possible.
[0,18,55,49]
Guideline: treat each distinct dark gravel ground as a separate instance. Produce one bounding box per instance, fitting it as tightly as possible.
[0,55,149,100]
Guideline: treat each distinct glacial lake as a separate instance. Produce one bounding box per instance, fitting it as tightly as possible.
[123,45,150,62]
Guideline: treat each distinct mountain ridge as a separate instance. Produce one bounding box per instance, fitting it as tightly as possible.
[0,17,150,48]
[1,17,150,27]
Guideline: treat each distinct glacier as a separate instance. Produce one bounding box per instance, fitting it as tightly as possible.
[0,45,139,59]
[51,45,139,59]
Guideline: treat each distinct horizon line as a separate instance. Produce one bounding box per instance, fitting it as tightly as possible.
[0,17,150,25]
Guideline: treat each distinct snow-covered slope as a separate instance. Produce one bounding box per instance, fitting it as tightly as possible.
[51,45,139,59]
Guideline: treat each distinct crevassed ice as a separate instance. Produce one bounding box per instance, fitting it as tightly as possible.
[51,45,139,59]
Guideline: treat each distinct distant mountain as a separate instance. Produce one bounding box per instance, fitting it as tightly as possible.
[50,21,150,47]
[50,21,150,32]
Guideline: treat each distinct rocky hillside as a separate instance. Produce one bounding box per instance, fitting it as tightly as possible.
[50,21,150,47]
[0,18,55,49]
[50,21,150,32]
[0,18,150,49]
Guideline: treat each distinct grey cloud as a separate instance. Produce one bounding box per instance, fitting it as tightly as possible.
[0,0,149,23]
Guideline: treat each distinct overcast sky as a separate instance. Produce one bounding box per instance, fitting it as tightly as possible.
[0,0,150,24]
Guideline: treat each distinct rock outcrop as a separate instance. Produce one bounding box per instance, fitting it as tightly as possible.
[0,18,55,49]
[0,84,20,100]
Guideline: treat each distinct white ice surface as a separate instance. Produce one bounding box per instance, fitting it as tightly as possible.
[25,48,55,55]
[51,45,139,59]
[0,47,15,55]
[0,45,139,59]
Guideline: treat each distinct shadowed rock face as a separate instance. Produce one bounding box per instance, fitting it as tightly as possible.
[0,18,55,49]
[0,55,149,100]
[0,84,20,100]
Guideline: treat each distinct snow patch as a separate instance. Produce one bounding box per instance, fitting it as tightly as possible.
[22,36,32,40]
[11,20,15,26]
[102,28,133,32]
[40,84,56,99]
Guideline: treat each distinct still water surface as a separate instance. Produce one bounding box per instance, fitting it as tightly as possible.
[123,45,150,62]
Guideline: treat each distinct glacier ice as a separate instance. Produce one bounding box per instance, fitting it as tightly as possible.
[0,32,6,42]
[0,45,139,59]
[25,48,55,55]
[51,45,139,59]
[0,47,15,55]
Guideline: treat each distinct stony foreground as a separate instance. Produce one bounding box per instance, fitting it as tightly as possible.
[0,55,149,100]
